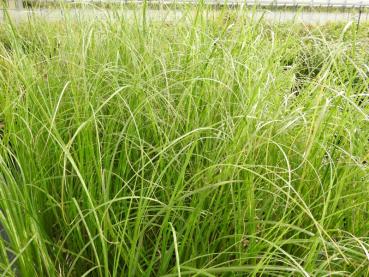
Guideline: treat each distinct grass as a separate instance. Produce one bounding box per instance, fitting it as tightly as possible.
[0,5,369,276]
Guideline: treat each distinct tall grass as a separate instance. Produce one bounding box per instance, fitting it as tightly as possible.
[0,6,368,276]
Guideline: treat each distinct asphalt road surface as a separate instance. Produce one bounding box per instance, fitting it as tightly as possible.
[1,7,368,24]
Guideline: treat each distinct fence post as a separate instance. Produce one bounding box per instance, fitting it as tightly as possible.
[357,5,362,31]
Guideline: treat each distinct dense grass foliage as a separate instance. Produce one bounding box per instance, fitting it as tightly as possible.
[0,8,369,276]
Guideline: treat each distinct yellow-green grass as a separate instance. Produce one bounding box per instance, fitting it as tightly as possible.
[0,6,368,276]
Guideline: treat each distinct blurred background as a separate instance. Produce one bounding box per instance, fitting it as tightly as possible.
[1,0,369,25]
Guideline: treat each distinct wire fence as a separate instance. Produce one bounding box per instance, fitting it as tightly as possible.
[18,0,369,7]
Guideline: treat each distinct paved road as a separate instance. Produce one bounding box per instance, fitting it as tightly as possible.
[32,0,369,7]
[1,8,368,24]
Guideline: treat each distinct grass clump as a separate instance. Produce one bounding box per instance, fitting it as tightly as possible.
[0,7,369,276]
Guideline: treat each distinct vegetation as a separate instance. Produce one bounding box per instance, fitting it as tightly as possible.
[0,7,368,276]
[20,0,369,14]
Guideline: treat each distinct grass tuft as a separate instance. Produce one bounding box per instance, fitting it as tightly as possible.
[0,6,369,276]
